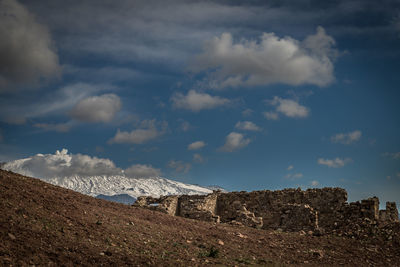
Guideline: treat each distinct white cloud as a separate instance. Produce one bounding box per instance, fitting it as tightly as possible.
[220,132,251,152]
[317,157,352,168]
[0,0,61,91]
[69,94,121,123]
[180,120,191,132]
[193,153,205,163]
[0,83,113,124]
[33,122,74,133]
[285,173,303,179]
[267,96,310,118]
[171,90,230,112]
[189,27,336,89]
[167,160,191,174]
[2,148,163,179]
[188,141,206,150]
[383,152,400,160]
[311,180,319,186]
[109,119,167,145]
[2,149,122,178]
[242,109,253,117]
[331,130,362,144]
[287,165,294,171]
[235,121,261,131]
[263,111,279,120]
[124,164,161,178]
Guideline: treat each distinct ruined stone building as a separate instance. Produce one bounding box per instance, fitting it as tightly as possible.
[134,188,399,234]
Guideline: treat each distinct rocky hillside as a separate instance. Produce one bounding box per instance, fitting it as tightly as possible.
[1,169,400,266]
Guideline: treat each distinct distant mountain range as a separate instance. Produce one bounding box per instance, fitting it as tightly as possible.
[1,156,225,204]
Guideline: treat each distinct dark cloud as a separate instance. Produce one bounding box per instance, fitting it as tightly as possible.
[0,0,61,91]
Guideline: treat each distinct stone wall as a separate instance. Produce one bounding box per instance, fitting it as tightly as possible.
[380,202,399,223]
[133,188,399,233]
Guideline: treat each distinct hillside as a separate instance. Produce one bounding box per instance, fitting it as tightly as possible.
[1,169,399,266]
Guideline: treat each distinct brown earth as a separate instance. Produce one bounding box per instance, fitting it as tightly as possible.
[1,169,399,266]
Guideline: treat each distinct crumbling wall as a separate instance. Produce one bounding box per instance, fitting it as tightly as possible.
[134,195,179,216]
[380,202,399,223]
[178,193,220,223]
[133,188,399,233]
[216,188,346,231]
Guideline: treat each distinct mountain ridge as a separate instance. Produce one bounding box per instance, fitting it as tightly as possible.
[1,151,218,200]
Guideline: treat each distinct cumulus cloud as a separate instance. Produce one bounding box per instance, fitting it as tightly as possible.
[0,82,113,124]
[171,90,230,112]
[264,97,309,119]
[2,149,122,178]
[263,111,279,120]
[188,141,206,150]
[331,130,362,144]
[235,121,261,131]
[193,153,205,163]
[69,94,121,123]
[220,132,251,152]
[124,164,161,178]
[2,148,164,179]
[109,119,167,145]
[167,160,191,174]
[317,157,352,168]
[0,0,61,91]
[189,27,336,89]
[383,152,400,159]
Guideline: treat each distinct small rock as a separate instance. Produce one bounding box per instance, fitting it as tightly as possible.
[218,240,224,245]
[236,232,248,239]
[186,240,193,244]
[8,233,16,240]
[105,251,112,256]
[99,252,105,256]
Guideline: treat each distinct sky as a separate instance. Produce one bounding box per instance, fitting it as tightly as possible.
[0,0,400,206]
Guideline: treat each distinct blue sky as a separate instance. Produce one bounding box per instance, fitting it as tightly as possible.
[0,0,399,206]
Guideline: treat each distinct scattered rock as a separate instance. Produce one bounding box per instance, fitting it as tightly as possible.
[236,232,248,239]
[8,233,16,240]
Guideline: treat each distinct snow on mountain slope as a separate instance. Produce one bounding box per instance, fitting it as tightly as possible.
[45,175,213,198]
[1,149,215,200]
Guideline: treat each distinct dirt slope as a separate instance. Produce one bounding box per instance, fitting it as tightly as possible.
[1,169,399,266]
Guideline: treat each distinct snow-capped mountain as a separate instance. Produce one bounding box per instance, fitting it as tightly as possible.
[1,149,216,203]
[44,174,213,198]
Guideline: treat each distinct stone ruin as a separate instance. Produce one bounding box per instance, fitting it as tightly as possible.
[134,188,399,237]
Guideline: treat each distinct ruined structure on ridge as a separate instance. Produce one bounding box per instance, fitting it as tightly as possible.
[134,188,399,234]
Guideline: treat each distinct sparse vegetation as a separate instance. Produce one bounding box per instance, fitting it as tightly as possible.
[1,170,400,266]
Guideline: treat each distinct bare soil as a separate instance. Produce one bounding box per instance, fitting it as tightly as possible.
[1,169,399,266]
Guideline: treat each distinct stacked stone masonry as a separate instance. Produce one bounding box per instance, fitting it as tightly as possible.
[134,188,399,233]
